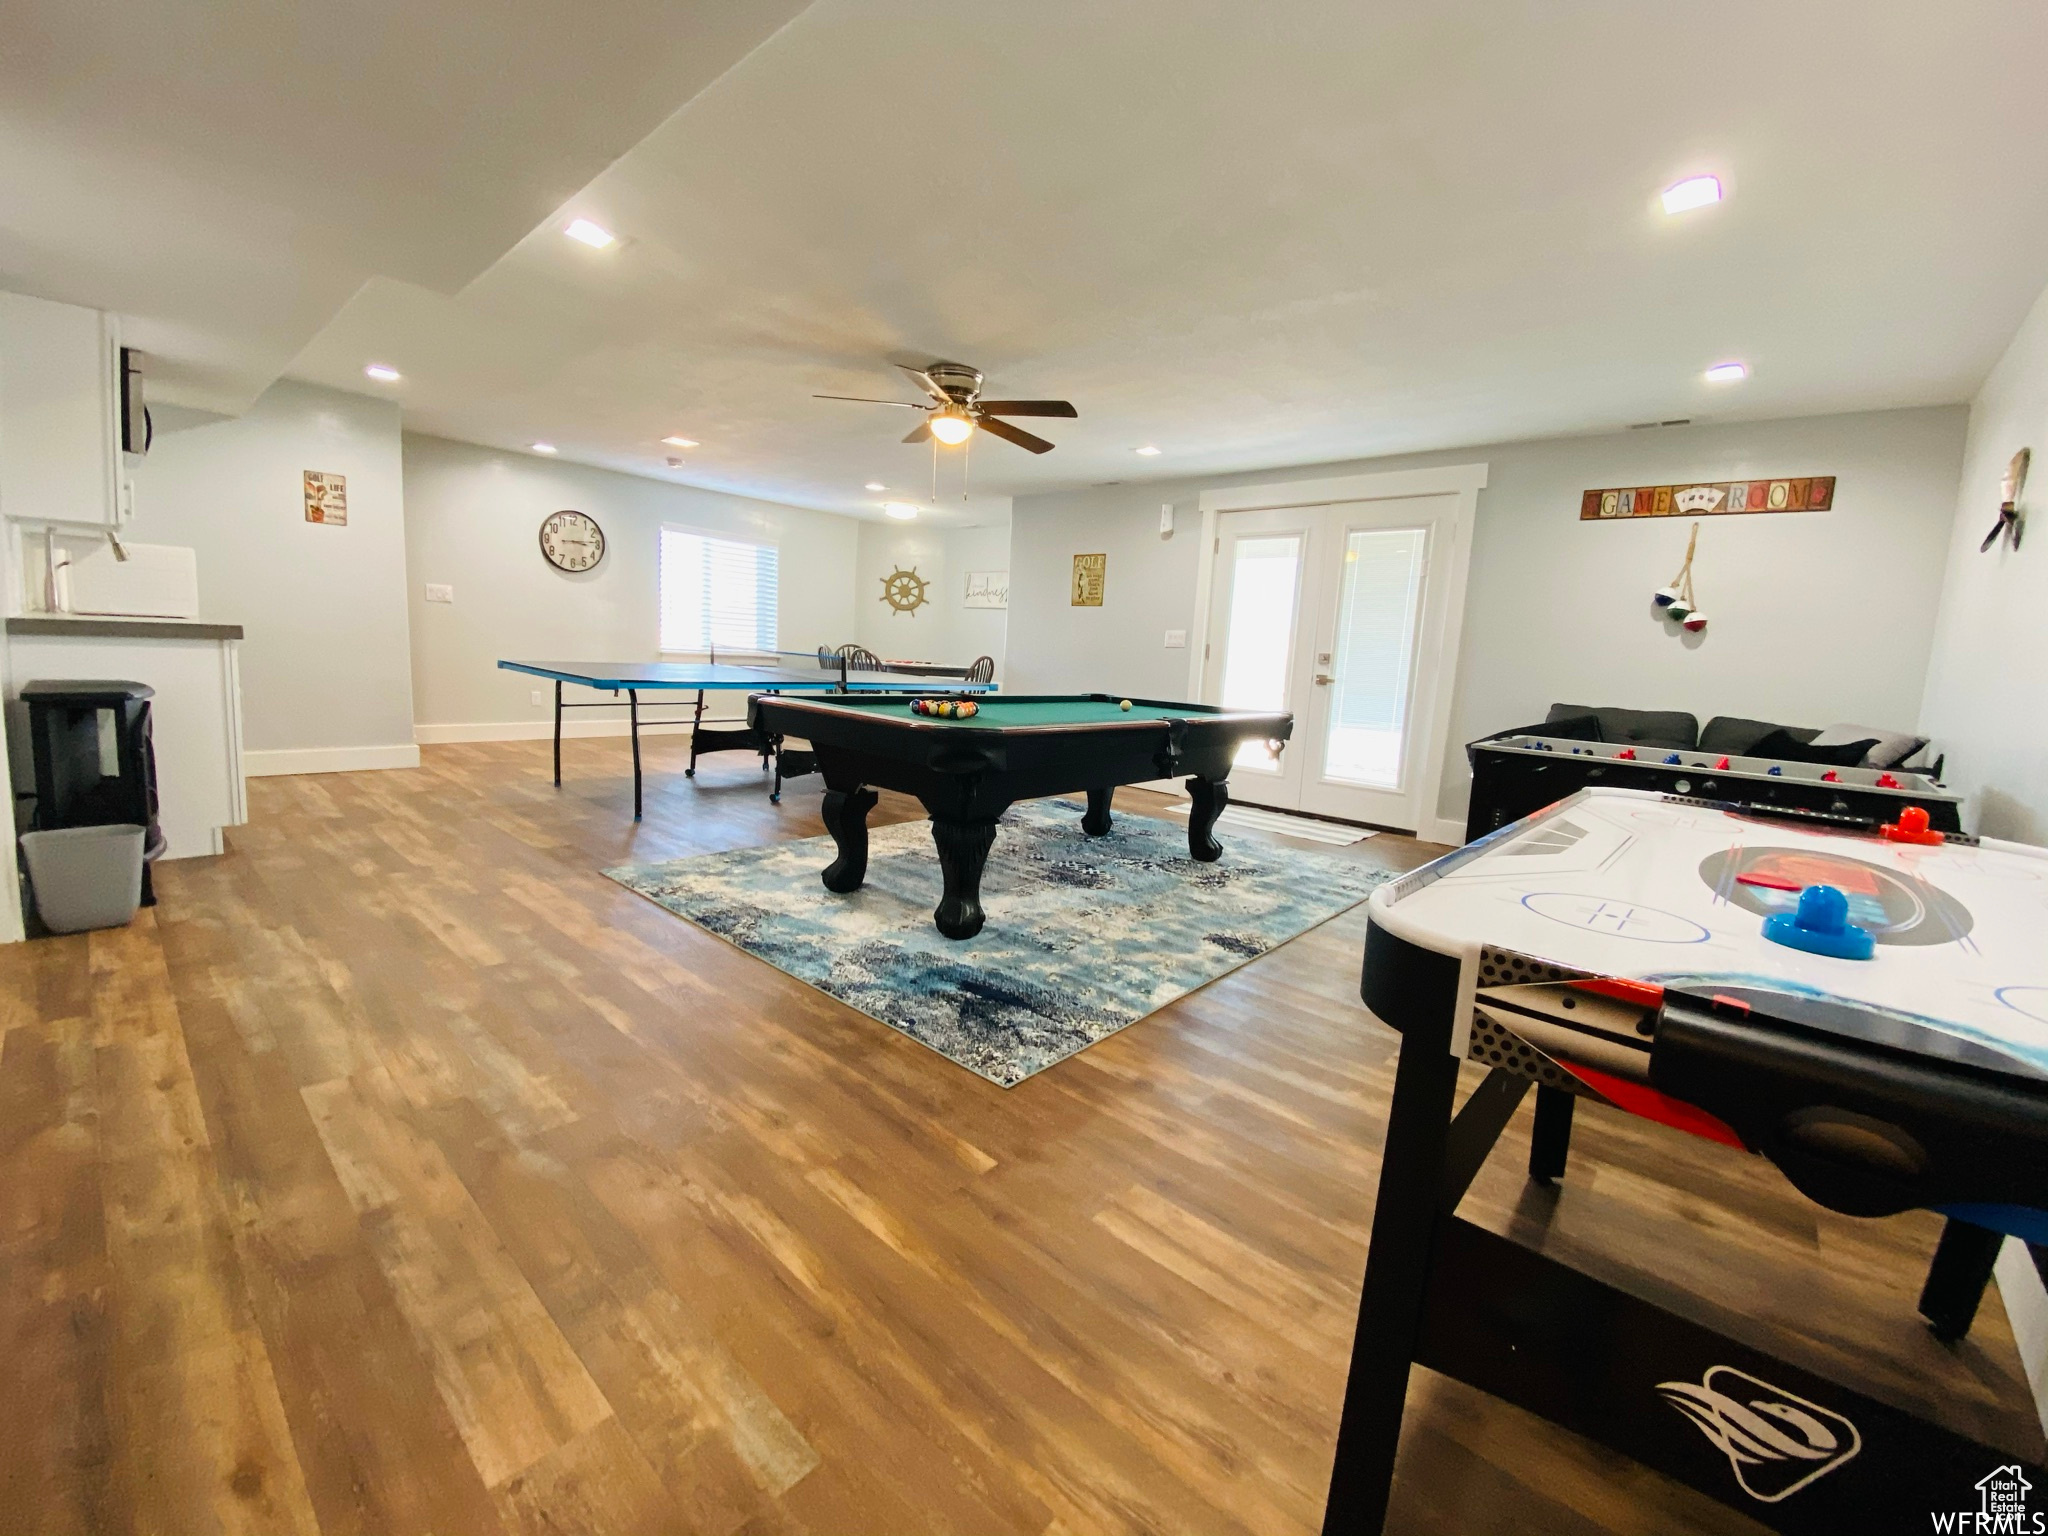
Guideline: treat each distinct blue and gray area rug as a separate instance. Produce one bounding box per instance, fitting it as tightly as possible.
[605,799,1390,1087]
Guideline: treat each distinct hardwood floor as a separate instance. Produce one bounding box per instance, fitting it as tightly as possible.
[1,737,2038,1534]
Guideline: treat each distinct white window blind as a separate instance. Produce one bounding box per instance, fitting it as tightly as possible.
[659,527,779,653]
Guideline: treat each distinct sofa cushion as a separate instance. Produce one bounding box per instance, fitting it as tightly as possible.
[1751,727,1879,767]
[1548,703,1697,750]
[1809,724,1928,770]
[1699,716,1819,756]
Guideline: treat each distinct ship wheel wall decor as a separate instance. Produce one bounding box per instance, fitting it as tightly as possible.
[881,566,929,616]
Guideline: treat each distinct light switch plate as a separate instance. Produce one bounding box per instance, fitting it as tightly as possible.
[1163,628,1187,648]
[531,690,546,706]
[424,583,454,603]
[1159,503,1175,535]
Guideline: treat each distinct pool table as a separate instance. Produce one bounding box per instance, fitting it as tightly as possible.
[746,692,1295,939]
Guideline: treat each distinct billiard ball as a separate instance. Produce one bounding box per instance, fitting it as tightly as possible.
[1119,699,1132,711]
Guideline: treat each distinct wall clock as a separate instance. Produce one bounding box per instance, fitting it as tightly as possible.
[539,510,605,572]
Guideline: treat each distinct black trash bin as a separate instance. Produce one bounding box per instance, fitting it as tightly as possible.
[19,680,164,908]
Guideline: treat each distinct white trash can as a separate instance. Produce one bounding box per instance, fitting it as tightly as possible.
[20,824,146,934]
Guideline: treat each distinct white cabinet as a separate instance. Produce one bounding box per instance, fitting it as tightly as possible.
[6,618,247,859]
[0,292,129,529]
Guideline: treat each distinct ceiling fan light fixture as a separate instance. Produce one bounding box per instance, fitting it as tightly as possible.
[929,411,973,445]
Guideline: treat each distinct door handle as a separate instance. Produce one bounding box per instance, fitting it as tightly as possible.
[1313,674,1336,686]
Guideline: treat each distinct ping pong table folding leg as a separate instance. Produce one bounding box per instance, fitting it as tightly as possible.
[687,689,705,778]
[630,689,643,820]
[552,680,563,787]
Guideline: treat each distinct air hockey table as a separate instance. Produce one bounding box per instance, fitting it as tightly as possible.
[1321,787,2048,1534]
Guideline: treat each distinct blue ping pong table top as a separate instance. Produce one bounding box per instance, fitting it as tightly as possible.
[499,659,998,693]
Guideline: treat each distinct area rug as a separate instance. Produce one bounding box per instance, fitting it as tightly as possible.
[605,799,1391,1086]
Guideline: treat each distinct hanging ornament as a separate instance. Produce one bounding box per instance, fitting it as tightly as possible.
[1655,522,1707,634]
[1981,447,2029,553]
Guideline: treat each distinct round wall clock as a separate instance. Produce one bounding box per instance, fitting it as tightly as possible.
[539,510,605,572]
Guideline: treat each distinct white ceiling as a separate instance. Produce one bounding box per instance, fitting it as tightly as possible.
[13,1,2048,521]
[0,0,811,412]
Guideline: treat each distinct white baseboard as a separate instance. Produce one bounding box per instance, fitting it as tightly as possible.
[1995,1239,2048,1439]
[1424,817,1467,848]
[243,744,422,777]
[413,716,739,745]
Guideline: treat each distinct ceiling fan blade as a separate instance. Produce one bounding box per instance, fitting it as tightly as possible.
[814,394,928,408]
[975,400,1078,418]
[897,365,955,405]
[902,422,933,445]
[974,415,1055,454]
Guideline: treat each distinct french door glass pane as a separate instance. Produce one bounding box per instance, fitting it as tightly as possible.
[1220,534,1301,772]
[1324,527,1426,788]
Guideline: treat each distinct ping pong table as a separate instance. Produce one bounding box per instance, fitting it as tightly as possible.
[498,655,998,819]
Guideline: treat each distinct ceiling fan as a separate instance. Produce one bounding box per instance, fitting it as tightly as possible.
[815,361,1077,453]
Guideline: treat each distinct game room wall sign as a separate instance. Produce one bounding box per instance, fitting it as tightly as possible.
[1579,475,1836,520]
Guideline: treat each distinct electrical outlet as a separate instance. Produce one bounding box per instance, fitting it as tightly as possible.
[1163,629,1187,649]
[530,690,545,706]
[424,583,454,603]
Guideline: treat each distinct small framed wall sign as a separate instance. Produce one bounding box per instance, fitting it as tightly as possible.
[1580,476,1835,520]
[963,570,1010,609]
[304,470,348,525]
[1071,553,1106,607]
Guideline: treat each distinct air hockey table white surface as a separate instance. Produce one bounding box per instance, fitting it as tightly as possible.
[1370,787,2048,1078]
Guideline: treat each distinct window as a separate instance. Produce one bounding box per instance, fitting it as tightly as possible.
[659,527,779,653]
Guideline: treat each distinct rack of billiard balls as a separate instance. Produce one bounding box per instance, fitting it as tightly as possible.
[910,697,979,718]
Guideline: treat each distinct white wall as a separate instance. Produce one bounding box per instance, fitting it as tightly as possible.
[1010,406,1968,828]
[403,433,861,736]
[1921,280,2048,843]
[125,380,417,772]
[852,517,1009,675]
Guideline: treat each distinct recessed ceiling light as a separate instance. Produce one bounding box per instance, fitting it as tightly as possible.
[865,482,887,492]
[531,442,558,454]
[1661,175,1723,215]
[660,435,697,448]
[564,218,616,249]
[1134,445,1161,456]
[363,363,401,382]
[883,501,919,520]
[1704,361,1748,383]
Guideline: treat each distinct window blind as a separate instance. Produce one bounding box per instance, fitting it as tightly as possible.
[659,527,779,653]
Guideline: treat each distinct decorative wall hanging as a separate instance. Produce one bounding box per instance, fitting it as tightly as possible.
[1580,475,1835,520]
[1981,447,2029,553]
[880,565,930,616]
[1071,552,1106,607]
[963,570,1009,609]
[1653,522,1708,633]
[303,470,348,526]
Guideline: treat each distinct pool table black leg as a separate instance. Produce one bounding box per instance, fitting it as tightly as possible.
[1919,1216,2004,1342]
[930,816,998,940]
[1529,1084,1575,1184]
[1081,786,1114,836]
[820,786,879,893]
[1185,775,1229,861]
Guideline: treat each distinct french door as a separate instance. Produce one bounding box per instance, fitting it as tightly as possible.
[1203,494,1458,831]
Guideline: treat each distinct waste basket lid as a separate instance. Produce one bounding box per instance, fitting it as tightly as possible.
[20,680,154,702]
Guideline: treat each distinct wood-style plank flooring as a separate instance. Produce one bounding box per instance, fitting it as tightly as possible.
[0,737,2038,1534]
